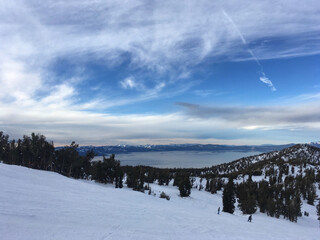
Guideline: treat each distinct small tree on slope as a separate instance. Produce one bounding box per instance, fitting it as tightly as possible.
[223,177,235,214]
[317,200,320,225]
[179,174,192,197]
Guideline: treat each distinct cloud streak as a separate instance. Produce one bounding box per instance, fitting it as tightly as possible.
[177,102,320,128]
[221,9,276,91]
[221,9,247,45]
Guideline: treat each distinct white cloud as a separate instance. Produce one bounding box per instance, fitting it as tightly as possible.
[40,84,75,108]
[0,57,42,102]
[259,76,276,91]
[120,77,141,90]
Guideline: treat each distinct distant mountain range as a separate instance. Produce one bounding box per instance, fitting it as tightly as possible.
[72,143,303,156]
[309,141,320,148]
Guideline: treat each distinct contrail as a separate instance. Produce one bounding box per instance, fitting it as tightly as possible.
[221,9,276,91]
[221,10,247,45]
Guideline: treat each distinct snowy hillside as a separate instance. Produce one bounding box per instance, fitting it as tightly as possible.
[1,163,319,240]
[215,144,320,174]
[310,142,320,149]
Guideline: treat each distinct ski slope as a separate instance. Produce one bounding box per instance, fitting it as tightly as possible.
[0,163,319,240]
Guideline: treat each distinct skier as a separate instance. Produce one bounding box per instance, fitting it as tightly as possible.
[218,207,220,215]
[248,215,252,222]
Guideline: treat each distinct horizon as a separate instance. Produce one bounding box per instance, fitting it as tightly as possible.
[1,0,320,146]
[51,140,304,148]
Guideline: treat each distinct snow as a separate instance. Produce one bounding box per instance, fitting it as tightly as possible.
[1,163,319,240]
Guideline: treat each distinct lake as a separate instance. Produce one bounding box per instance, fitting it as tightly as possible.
[93,151,262,168]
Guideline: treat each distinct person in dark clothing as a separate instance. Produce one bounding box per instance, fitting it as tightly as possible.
[248,215,252,222]
[218,207,220,215]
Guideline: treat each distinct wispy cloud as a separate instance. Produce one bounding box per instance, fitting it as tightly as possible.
[0,0,319,145]
[2,0,319,76]
[259,75,276,91]
[194,90,227,97]
[0,57,41,102]
[221,9,247,45]
[1,1,318,97]
[120,76,142,90]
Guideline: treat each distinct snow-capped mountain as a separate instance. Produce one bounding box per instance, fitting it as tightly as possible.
[309,141,320,149]
[212,144,320,175]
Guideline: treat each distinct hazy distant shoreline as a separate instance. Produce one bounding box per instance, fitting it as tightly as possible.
[93,150,262,168]
[76,143,294,156]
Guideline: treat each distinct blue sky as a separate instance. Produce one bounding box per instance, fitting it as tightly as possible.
[0,0,319,146]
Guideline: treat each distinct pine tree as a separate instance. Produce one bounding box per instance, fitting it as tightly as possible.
[306,184,317,205]
[126,167,140,190]
[179,174,192,197]
[237,179,257,214]
[287,191,301,222]
[223,177,235,214]
[205,178,210,191]
[158,169,170,186]
[317,200,320,224]
[266,198,276,217]
[173,171,183,186]
[257,180,269,213]
[0,132,10,164]
[291,166,295,175]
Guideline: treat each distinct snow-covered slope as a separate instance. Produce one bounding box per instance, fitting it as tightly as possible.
[0,163,319,240]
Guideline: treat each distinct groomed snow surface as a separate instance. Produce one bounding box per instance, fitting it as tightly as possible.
[1,163,319,240]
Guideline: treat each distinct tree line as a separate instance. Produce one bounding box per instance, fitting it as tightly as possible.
[1,131,319,223]
[0,132,123,187]
[0,132,192,196]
